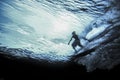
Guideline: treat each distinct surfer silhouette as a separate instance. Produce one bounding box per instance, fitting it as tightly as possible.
[68,31,83,53]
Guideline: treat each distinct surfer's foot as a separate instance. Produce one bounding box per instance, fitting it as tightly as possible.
[74,50,78,53]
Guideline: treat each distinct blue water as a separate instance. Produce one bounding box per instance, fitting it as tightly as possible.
[0,0,109,61]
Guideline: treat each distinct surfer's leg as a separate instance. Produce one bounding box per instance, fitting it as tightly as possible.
[76,40,83,47]
[77,40,83,48]
[72,42,77,52]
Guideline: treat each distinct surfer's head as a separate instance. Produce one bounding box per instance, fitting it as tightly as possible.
[72,31,76,35]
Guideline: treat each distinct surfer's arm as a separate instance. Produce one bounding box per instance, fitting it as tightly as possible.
[68,37,72,45]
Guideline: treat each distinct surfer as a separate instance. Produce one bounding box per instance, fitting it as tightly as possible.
[68,31,83,53]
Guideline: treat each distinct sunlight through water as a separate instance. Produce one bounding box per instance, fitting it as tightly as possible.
[0,0,95,61]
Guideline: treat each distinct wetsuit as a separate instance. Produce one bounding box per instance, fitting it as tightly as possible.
[72,34,83,50]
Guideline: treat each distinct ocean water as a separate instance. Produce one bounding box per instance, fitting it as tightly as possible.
[0,0,110,61]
